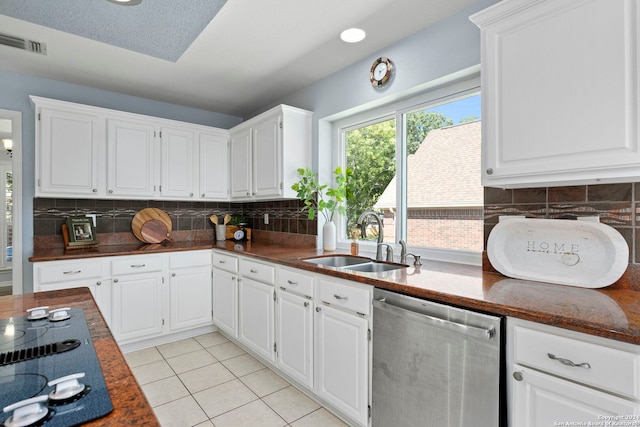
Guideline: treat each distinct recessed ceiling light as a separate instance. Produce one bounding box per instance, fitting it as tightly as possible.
[340,28,366,43]
[107,0,142,5]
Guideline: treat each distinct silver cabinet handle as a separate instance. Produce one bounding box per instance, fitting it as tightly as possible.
[250,269,258,274]
[231,276,237,281]
[547,353,591,369]
[96,281,101,286]
[131,264,146,268]
[201,193,205,197]
[304,302,309,307]
[513,371,524,381]
[108,189,113,193]
[315,307,321,312]
[333,294,349,301]
[218,260,226,264]
[92,188,98,193]
[63,270,81,275]
[114,279,119,283]
[287,280,298,285]
[171,273,176,277]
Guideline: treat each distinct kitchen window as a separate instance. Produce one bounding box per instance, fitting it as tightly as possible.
[334,79,482,264]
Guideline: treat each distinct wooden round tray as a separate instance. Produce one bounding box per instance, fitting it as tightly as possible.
[131,208,172,243]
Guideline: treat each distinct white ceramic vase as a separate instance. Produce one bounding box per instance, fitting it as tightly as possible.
[323,221,337,251]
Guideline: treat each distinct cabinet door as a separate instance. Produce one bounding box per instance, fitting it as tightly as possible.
[107,118,156,198]
[212,267,238,337]
[37,107,102,196]
[276,290,313,389]
[169,265,212,332]
[230,128,252,198]
[112,273,164,343]
[315,304,369,426]
[512,366,639,426]
[199,132,229,200]
[94,279,112,328]
[161,126,197,199]
[238,277,275,362]
[252,115,281,197]
[473,0,640,187]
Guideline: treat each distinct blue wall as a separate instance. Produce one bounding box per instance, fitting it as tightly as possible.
[0,72,242,292]
[257,0,497,177]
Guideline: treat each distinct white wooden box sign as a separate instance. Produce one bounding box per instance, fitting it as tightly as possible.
[487,217,628,288]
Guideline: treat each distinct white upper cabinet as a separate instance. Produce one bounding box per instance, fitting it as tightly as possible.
[31,96,231,201]
[160,126,197,199]
[199,131,230,199]
[230,128,252,198]
[36,99,103,196]
[229,105,312,201]
[107,118,157,198]
[471,0,640,188]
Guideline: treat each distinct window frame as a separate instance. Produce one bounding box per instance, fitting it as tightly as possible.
[331,75,482,265]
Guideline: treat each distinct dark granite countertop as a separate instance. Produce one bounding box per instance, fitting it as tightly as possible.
[0,288,159,426]
[30,240,640,346]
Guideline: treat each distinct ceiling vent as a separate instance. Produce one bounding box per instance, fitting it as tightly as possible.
[0,32,47,55]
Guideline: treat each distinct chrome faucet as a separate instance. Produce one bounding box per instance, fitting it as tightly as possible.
[357,210,384,261]
[378,243,394,262]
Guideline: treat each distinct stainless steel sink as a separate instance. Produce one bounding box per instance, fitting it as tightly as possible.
[303,255,407,274]
[303,255,372,267]
[343,262,406,273]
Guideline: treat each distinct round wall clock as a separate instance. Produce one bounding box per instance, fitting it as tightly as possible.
[370,57,394,88]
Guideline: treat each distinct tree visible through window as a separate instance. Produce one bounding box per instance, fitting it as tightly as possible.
[344,93,482,252]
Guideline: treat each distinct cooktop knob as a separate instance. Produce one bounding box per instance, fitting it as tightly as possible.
[48,373,89,404]
[2,395,53,427]
[25,306,49,321]
[48,308,71,322]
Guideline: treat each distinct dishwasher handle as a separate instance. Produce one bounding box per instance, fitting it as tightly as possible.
[373,297,496,341]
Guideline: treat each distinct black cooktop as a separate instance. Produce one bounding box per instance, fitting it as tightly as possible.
[0,308,113,427]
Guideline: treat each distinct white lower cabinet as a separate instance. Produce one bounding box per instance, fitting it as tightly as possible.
[33,250,214,348]
[212,251,239,337]
[112,271,164,343]
[168,251,213,332]
[508,317,640,426]
[33,258,111,326]
[275,267,315,390]
[315,300,369,426]
[238,276,275,363]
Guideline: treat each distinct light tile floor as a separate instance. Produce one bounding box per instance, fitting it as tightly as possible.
[124,332,349,427]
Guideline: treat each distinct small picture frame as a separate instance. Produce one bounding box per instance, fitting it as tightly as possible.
[66,216,98,246]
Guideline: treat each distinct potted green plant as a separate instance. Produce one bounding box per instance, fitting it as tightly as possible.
[291,167,353,251]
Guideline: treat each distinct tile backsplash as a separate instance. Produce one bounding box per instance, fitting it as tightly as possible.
[484,182,636,263]
[33,198,317,246]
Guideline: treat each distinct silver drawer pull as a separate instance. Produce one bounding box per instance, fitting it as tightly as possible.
[250,269,258,273]
[333,294,349,301]
[218,260,226,264]
[63,270,81,275]
[287,280,298,285]
[547,353,591,369]
[131,264,146,268]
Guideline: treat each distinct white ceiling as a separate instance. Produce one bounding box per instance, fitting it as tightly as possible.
[0,0,478,118]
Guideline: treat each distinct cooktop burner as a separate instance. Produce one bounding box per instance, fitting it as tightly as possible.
[0,308,113,427]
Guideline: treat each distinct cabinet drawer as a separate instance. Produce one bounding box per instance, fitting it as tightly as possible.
[317,278,371,316]
[277,267,313,298]
[240,258,275,284]
[112,256,162,276]
[212,251,238,273]
[36,260,103,284]
[513,324,640,399]
[169,250,211,269]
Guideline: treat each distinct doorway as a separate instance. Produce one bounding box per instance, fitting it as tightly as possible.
[0,109,22,296]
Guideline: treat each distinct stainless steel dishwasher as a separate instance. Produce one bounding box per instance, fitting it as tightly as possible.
[372,288,504,427]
